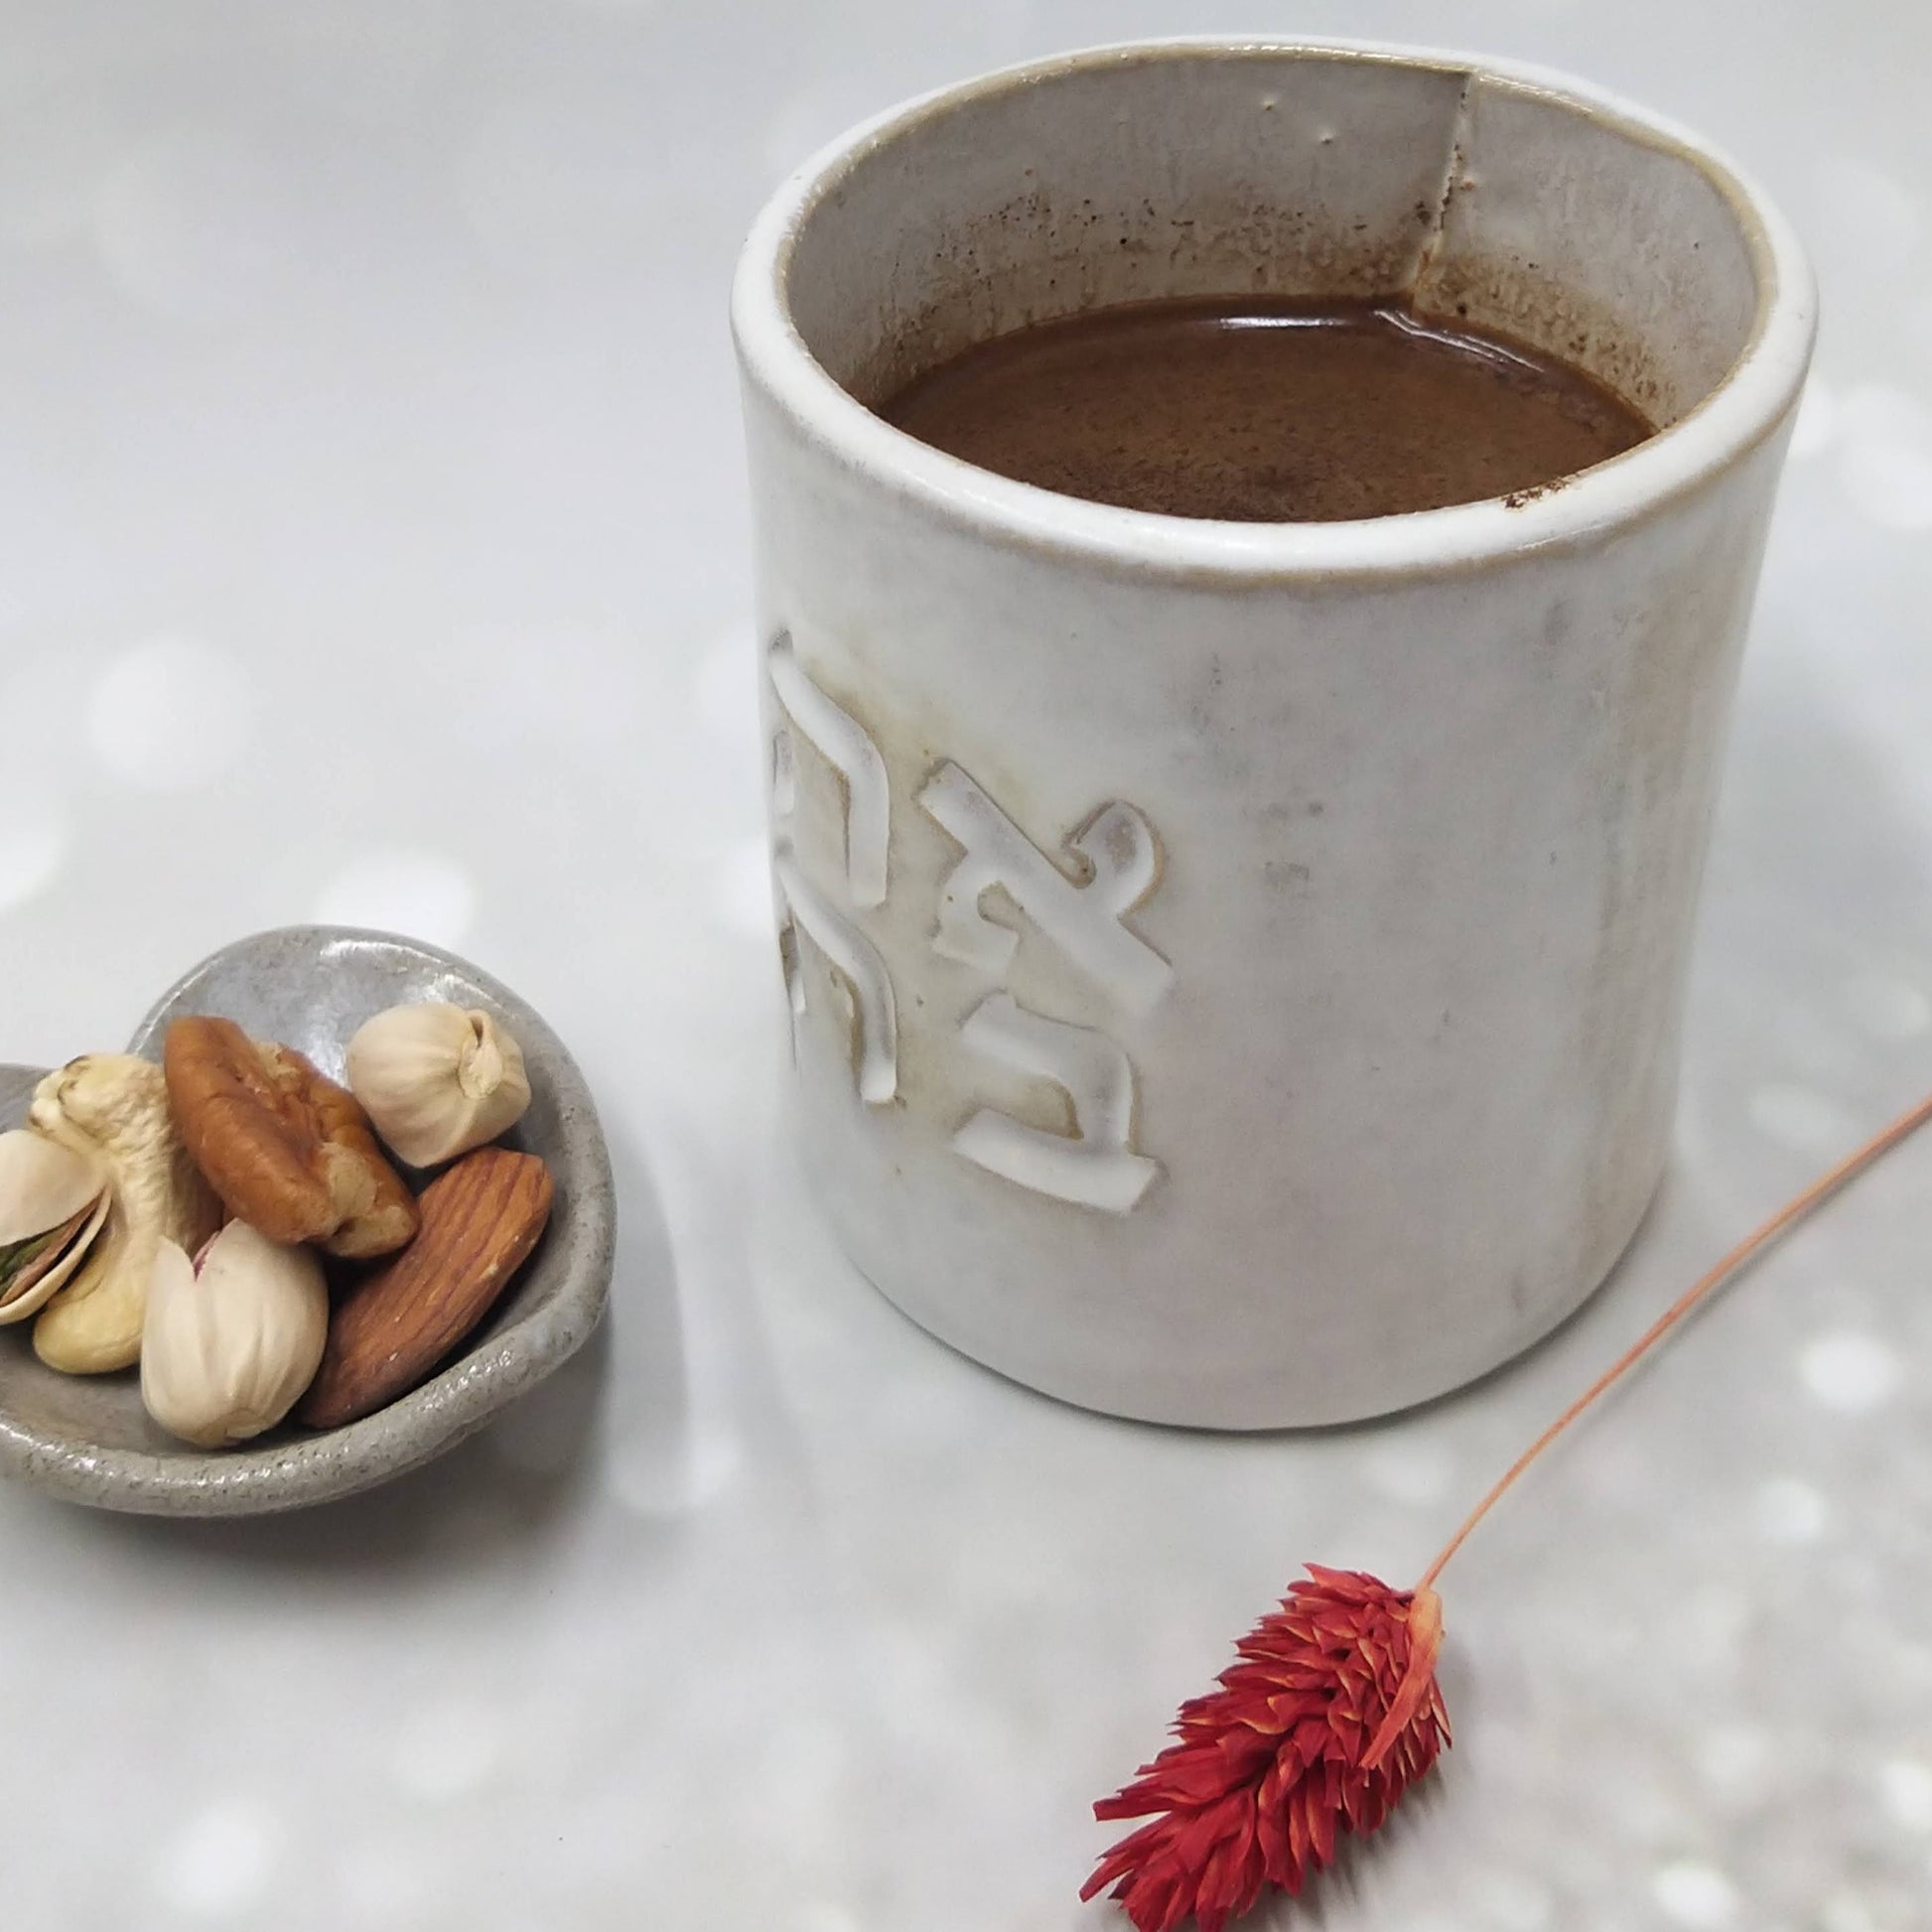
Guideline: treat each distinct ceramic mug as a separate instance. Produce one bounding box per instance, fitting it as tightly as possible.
[732,39,1815,1428]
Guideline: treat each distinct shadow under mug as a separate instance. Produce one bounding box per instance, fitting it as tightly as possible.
[732,38,1815,1429]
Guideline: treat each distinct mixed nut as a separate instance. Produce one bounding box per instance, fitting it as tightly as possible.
[0,1002,550,1447]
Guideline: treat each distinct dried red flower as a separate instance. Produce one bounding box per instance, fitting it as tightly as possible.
[1081,1089,1932,1932]
[1083,1568,1449,1932]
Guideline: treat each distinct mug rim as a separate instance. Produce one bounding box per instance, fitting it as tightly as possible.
[732,37,1817,581]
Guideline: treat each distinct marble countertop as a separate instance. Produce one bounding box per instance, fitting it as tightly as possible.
[2,3,1928,1929]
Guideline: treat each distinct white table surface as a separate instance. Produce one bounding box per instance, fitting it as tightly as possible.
[3,3,1930,1929]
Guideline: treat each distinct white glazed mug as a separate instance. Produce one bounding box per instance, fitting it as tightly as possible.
[733,40,1815,1428]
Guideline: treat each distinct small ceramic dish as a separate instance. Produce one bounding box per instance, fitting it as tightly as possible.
[0,925,615,1517]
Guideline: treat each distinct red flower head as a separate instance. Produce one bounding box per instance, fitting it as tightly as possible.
[1082,1567,1449,1932]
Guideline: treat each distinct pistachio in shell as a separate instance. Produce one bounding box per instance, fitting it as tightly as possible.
[0,1129,111,1325]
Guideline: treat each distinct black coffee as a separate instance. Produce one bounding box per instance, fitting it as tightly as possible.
[878,297,1653,522]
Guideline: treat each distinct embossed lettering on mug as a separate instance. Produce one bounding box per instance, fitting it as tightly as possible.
[918,762,1172,1012]
[953,993,1160,1211]
[769,631,890,909]
[764,631,1173,1208]
[767,631,898,1104]
[917,761,1171,1211]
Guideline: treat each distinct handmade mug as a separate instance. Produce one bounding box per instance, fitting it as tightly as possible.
[732,40,1814,1427]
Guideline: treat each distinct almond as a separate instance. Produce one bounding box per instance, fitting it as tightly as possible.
[297,1146,553,1429]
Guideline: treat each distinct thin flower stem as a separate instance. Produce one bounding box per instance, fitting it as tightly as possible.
[1417,1085,1932,1592]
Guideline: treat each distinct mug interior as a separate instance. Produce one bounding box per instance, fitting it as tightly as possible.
[781,47,1764,442]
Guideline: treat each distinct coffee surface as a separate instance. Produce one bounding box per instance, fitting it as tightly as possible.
[879,297,1653,522]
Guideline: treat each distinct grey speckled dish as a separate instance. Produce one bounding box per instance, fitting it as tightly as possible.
[0,926,616,1517]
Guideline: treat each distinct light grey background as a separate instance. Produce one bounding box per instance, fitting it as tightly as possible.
[0,4,1927,1930]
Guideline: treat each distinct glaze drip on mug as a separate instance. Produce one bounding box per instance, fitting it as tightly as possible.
[878,297,1654,522]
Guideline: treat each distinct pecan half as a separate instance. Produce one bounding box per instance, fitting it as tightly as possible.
[163,1017,417,1258]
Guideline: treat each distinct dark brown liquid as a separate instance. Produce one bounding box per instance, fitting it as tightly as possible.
[879,297,1653,522]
